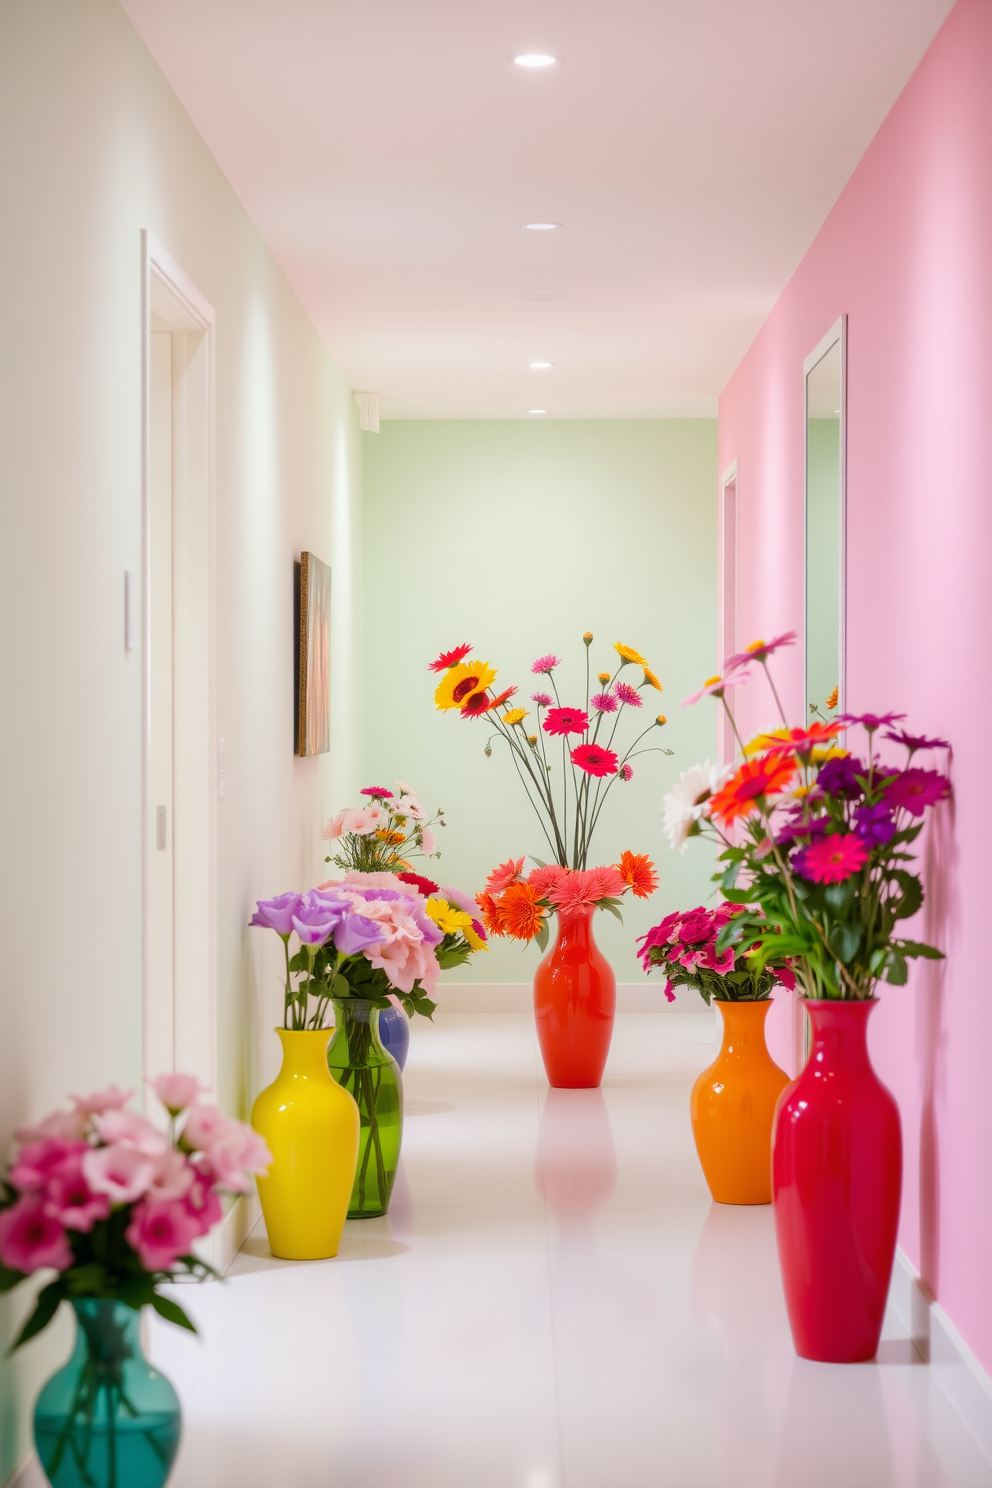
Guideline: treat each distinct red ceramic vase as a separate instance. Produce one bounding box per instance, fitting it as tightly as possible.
[533,905,616,1088]
[772,999,902,1363]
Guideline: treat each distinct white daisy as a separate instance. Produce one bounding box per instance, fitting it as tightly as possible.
[395,779,417,797]
[662,761,730,852]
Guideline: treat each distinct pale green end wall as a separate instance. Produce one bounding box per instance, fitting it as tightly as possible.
[361,419,720,983]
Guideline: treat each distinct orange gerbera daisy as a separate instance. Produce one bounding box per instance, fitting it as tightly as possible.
[376,829,406,846]
[709,754,798,825]
[498,882,545,941]
[476,891,507,938]
[615,850,659,900]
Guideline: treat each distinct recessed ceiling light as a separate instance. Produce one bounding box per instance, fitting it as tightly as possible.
[523,294,563,302]
[529,362,553,370]
[522,222,560,231]
[514,53,557,68]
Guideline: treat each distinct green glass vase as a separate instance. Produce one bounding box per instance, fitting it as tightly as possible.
[327,998,403,1218]
[33,1299,181,1488]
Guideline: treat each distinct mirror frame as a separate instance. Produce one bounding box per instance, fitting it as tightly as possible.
[803,314,847,716]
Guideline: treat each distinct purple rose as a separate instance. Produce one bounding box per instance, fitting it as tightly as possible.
[250,892,304,937]
[854,801,896,846]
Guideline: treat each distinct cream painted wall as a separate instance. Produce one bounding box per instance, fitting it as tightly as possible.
[361,419,719,986]
[0,1,361,1475]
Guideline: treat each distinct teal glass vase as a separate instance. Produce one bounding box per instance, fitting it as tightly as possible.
[33,1299,181,1488]
[327,998,403,1218]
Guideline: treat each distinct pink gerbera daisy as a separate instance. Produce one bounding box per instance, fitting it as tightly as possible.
[590,691,617,713]
[531,692,554,708]
[797,832,869,884]
[725,631,797,674]
[571,743,619,777]
[361,786,394,799]
[485,857,526,893]
[532,654,561,674]
[527,863,570,897]
[613,682,642,708]
[543,706,589,737]
[548,870,607,913]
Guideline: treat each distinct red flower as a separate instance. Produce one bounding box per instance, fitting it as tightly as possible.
[429,644,473,673]
[615,850,658,899]
[360,786,394,799]
[397,871,440,897]
[571,743,619,777]
[709,754,797,825]
[489,686,518,709]
[543,706,589,737]
[460,690,491,718]
[797,832,868,884]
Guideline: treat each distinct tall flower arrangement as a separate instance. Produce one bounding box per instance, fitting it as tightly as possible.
[322,780,445,875]
[477,853,658,952]
[664,634,950,999]
[430,637,671,870]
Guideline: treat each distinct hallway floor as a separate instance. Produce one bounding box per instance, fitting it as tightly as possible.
[152,1010,992,1487]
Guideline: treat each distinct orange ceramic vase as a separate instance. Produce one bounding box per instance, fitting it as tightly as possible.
[690,999,789,1205]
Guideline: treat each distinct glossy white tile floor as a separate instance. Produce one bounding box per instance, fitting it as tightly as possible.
[151,1011,992,1487]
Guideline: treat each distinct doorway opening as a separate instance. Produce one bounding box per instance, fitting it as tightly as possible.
[142,233,215,1103]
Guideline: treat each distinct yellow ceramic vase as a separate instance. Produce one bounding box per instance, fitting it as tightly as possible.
[251,1028,360,1259]
[690,1000,789,1205]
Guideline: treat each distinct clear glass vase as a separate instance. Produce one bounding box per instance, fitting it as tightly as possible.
[327,998,403,1218]
[33,1299,181,1488]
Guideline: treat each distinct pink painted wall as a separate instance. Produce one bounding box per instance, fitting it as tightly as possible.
[718,0,992,1371]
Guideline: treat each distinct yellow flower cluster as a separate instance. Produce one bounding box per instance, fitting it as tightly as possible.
[424,897,487,952]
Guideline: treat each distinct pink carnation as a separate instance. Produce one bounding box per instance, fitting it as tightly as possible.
[0,1198,72,1274]
[82,1144,155,1204]
[362,901,441,995]
[125,1198,201,1272]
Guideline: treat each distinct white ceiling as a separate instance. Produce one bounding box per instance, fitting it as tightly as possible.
[121,0,954,419]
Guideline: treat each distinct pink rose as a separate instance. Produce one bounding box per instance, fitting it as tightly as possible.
[125,1198,200,1272]
[0,1198,72,1273]
[92,1109,167,1157]
[71,1085,133,1117]
[146,1148,195,1202]
[43,1154,111,1233]
[151,1073,204,1115]
[11,1138,88,1193]
[183,1172,224,1237]
[82,1144,155,1204]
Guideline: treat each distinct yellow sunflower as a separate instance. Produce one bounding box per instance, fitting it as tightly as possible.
[434,660,497,711]
[425,899,488,953]
[614,642,648,667]
[502,708,528,726]
[642,668,663,691]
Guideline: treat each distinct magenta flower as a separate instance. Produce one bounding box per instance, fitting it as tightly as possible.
[816,755,866,800]
[682,672,751,706]
[45,1157,112,1233]
[531,692,554,707]
[82,1144,155,1204]
[884,768,951,817]
[183,1172,224,1238]
[839,711,907,731]
[543,706,589,737]
[619,763,634,782]
[725,631,797,673]
[854,801,896,846]
[250,892,304,937]
[11,1138,87,1193]
[883,728,950,753]
[360,786,394,799]
[795,832,868,884]
[613,682,642,708]
[0,1198,73,1274]
[531,654,561,674]
[570,743,618,777]
[126,1198,201,1272]
[590,691,617,713]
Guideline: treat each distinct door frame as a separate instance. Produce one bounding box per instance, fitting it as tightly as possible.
[141,231,216,1098]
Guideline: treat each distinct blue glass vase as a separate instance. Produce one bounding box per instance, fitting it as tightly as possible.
[377,1003,410,1071]
[33,1300,181,1488]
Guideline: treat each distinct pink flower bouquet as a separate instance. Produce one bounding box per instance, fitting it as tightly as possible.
[0,1078,271,1350]
[638,902,796,1004]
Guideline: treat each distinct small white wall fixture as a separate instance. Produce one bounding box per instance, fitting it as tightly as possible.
[141,232,216,1100]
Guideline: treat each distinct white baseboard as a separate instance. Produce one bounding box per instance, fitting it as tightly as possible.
[6,1452,43,1487]
[435,981,704,1013]
[890,1248,992,1465]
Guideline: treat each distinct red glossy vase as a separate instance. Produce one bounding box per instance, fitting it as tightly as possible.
[772,999,902,1363]
[533,905,616,1088]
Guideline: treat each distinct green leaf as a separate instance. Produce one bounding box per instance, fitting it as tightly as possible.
[890,871,923,921]
[598,900,624,922]
[720,862,741,892]
[824,880,855,916]
[150,1294,198,1334]
[896,940,945,960]
[534,920,549,954]
[885,951,909,985]
[330,972,351,998]
[830,922,863,965]
[8,1280,65,1354]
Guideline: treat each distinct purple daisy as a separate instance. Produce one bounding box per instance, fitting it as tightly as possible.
[839,711,907,731]
[531,654,561,674]
[883,728,950,753]
[531,691,554,708]
[591,691,618,713]
[613,681,643,708]
[884,768,951,817]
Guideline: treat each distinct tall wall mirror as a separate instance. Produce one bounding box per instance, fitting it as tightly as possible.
[804,316,847,717]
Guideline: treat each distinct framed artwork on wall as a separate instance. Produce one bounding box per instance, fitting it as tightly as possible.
[295,551,331,756]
